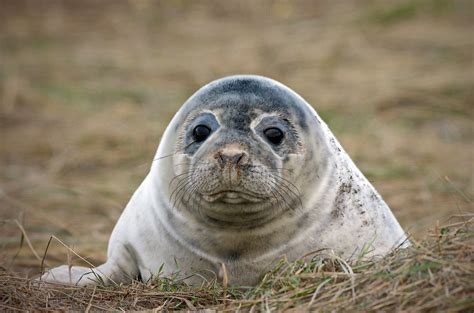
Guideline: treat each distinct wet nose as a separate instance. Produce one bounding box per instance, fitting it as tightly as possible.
[215,150,249,168]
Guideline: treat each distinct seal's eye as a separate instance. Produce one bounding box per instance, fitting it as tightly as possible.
[264,127,284,145]
[193,125,211,142]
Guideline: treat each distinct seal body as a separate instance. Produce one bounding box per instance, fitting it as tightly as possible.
[40,75,407,286]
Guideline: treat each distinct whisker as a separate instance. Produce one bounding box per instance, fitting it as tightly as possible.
[188,183,206,220]
[269,186,287,213]
[185,182,202,209]
[152,140,196,162]
[177,180,201,211]
[169,174,194,204]
[267,167,293,172]
[173,159,207,168]
[274,174,303,210]
[247,168,303,212]
[274,177,300,201]
[168,171,193,188]
[276,179,303,211]
[173,162,192,167]
[255,175,292,211]
[173,177,201,210]
[272,172,302,198]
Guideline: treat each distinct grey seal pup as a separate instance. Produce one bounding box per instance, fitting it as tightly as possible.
[39,75,408,286]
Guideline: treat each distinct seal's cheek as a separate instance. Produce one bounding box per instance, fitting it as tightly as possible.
[284,154,306,168]
[173,153,193,176]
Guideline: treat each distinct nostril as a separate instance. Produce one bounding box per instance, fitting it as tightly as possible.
[236,153,244,165]
[215,152,225,167]
[214,151,248,167]
[235,152,248,165]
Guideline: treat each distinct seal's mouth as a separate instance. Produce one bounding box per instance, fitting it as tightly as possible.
[203,190,265,204]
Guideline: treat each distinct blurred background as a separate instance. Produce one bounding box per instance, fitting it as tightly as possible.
[1,0,472,275]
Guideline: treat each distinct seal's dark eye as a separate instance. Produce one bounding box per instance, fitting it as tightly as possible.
[193,125,211,142]
[264,127,284,145]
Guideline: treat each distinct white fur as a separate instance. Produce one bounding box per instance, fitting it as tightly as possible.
[39,76,408,286]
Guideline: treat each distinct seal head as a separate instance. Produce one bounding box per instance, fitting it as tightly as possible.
[168,77,312,228]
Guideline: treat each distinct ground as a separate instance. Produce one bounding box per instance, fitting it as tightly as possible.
[1,0,473,280]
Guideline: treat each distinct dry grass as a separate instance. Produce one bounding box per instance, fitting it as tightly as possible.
[0,0,473,311]
[1,215,472,311]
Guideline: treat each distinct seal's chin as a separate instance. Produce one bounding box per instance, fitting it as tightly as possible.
[203,190,265,204]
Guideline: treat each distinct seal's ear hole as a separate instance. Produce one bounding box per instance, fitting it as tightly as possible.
[193,125,211,142]
[264,127,284,145]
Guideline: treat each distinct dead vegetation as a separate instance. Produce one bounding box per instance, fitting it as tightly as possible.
[1,0,473,311]
[1,215,473,311]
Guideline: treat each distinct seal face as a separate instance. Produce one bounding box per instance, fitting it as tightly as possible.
[172,82,305,229]
[39,75,408,287]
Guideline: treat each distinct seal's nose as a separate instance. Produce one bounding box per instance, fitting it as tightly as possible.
[215,150,249,169]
